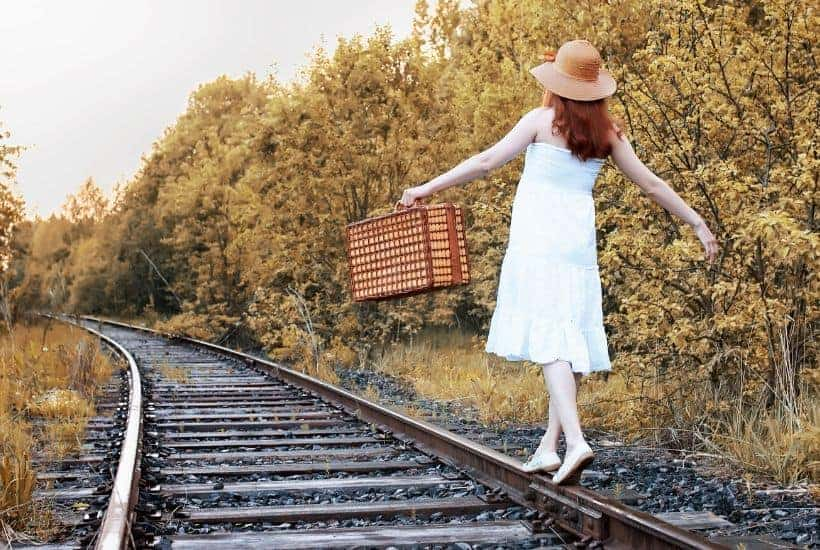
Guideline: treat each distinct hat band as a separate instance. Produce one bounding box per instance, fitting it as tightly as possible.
[554,60,600,82]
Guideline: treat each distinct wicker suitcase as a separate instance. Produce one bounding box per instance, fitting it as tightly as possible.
[345,199,471,302]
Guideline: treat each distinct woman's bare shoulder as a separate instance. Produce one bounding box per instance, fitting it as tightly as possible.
[528,106,555,140]
[608,124,631,149]
[530,105,554,122]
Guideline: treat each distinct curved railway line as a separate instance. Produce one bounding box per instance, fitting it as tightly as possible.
[21,314,791,549]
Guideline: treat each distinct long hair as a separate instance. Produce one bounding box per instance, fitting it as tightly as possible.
[541,89,623,161]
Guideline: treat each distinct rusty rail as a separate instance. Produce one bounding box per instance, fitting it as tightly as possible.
[75,314,725,549]
[48,314,143,550]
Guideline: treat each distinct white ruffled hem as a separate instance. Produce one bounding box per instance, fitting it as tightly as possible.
[484,254,612,376]
[484,310,611,375]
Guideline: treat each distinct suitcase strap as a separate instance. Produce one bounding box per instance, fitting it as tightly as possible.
[445,204,463,284]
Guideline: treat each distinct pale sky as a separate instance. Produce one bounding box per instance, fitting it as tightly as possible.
[1,0,421,218]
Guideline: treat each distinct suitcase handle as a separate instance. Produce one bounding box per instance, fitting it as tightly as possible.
[394,198,425,211]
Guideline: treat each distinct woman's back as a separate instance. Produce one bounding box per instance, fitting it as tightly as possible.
[520,141,605,194]
[508,139,604,268]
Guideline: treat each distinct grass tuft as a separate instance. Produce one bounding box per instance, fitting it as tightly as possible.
[159,363,190,384]
[28,389,94,420]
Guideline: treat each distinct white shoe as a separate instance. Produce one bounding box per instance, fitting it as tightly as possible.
[522,444,561,473]
[551,441,594,485]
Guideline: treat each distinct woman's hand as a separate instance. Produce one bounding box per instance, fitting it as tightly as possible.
[399,185,429,207]
[693,219,719,264]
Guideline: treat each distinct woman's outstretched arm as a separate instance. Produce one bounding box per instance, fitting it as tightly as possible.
[399,108,542,206]
[609,134,720,263]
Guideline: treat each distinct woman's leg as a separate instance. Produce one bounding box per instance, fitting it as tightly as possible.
[543,360,595,483]
[540,370,583,452]
[540,385,561,452]
[541,359,586,449]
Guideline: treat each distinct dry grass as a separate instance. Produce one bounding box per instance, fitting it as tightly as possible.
[395,403,426,419]
[705,357,819,485]
[159,363,190,384]
[0,416,35,529]
[294,345,340,385]
[42,420,90,460]
[577,347,818,484]
[0,320,116,538]
[372,327,817,484]
[272,330,342,385]
[28,389,95,420]
[576,371,651,436]
[711,400,818,485]
[361,384,380,402]
[371,328,548,426]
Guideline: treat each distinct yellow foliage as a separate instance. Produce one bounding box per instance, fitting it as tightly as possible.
[154,312,228,341]
[323,336,358,369]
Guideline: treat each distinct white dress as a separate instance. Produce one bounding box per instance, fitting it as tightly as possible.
[484,141,612,375]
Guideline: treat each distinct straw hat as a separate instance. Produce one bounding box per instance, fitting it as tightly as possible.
[529,39,616,101]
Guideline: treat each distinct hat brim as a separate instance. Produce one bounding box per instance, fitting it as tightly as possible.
[529,61,616,101]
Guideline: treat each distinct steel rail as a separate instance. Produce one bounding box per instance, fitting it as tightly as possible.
[47,314,143,550]
[77,314,725,550]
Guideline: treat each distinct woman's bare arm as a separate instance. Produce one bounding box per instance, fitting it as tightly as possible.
[399,108,542,205]
[610,134,720,263]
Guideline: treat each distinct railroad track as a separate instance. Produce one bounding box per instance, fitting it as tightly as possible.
[26,314,762,549]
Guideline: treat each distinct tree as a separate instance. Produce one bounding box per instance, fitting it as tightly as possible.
[0,117,26,329]
[593,0,817,432]
[61,177,108,225]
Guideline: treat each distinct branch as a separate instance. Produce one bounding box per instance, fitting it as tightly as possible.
[138,249,183,309]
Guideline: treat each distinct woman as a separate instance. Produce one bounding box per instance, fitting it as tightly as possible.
[399,39,719,485]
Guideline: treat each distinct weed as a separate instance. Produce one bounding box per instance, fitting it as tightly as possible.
[42,419,89,459]
[0,416,36,529]
[159,362,190,384]
[361,384,380,402]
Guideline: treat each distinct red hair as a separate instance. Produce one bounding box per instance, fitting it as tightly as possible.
[542,89,623,161]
